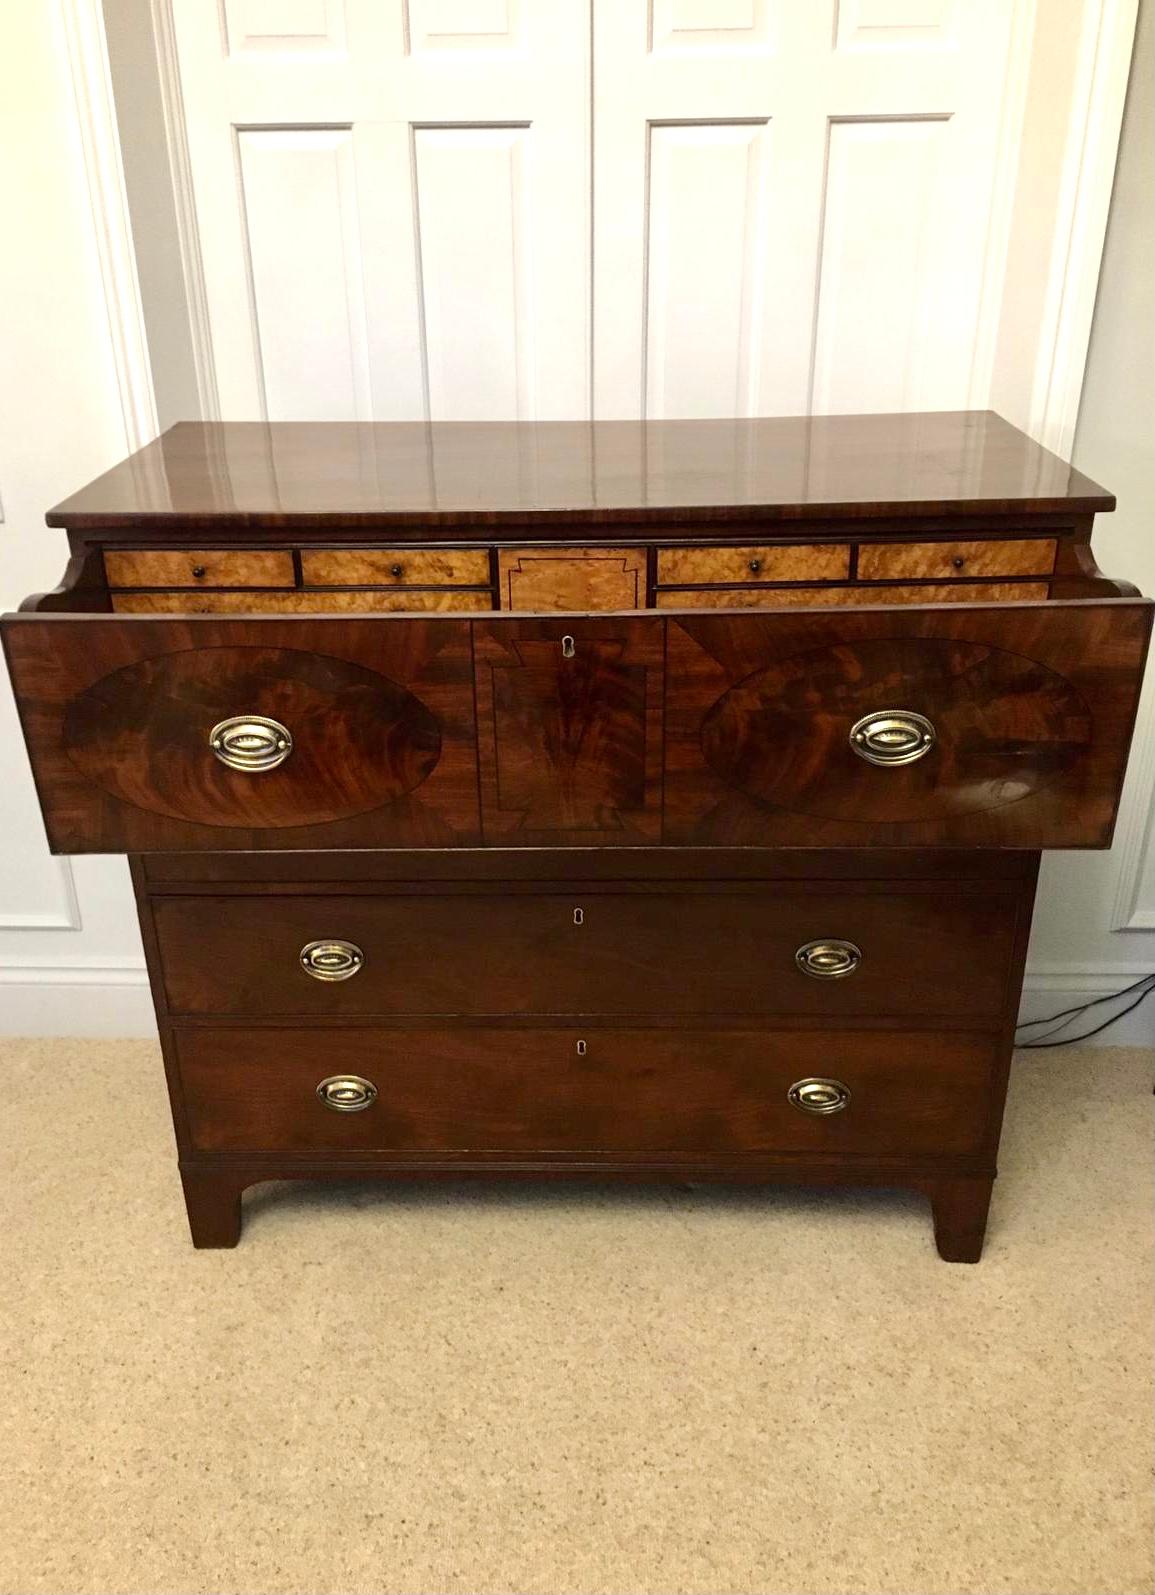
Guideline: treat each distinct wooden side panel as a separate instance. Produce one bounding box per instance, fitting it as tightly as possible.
[498,547,648,611]
[662,601,1152,848]
[474,617,665,845]
[1,616,480,852]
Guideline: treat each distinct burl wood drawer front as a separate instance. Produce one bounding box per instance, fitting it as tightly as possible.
[175,1025,997,1157]
[655,582,1050,608]
[152,887,1016,1020]
[857,539,1057,581]
[300,548,490,586]
[104,549,295,589]
[111,589,493,614]
[657,544,850,585]
[498,547,647,611]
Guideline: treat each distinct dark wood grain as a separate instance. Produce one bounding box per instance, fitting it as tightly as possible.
[2,616,481,851]
[664,601,1152,848]
[474,618,665,845]
[152,883,1017,1021]
[46,413,1113,532]
[174,1023,999,1158]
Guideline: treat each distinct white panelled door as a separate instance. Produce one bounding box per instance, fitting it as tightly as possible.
[593,0,1022,418]
[171,0,590,420]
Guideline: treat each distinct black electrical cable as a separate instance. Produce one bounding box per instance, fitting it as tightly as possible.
[1015,971,1155,1048]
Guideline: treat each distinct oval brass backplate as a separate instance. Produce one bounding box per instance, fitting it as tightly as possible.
[787,1077,851,1116]
[849,710,935,768]
[316,1075,378,1113]
[300,940,364,982]
[209,714,293,773]
[795,939,862,980]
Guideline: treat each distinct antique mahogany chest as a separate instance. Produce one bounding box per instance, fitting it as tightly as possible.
[4,411,1149,1261]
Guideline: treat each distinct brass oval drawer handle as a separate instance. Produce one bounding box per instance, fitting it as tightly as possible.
[788,1077,851,1116]
[300,939,364,982]
[849,710,935,767]
[316,1075,378,1113]
[795,939,862,979]
[209,715,292,772]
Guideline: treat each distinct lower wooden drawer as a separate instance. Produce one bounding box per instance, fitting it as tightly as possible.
[151,885,1018,1020]
[175,1025,997,1158]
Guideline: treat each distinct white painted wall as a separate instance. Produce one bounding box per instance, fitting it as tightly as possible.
[1020,0,1155,1045]
[0,0,154,1034]
[0,0,1150,1039]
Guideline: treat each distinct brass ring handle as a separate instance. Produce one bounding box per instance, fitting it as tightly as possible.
[795,939,862,979]
[316,1075,377,1113]
[788,1077,851,1116]
[209,715,292,772]
[300,940,364,982]
[849,709,935,767]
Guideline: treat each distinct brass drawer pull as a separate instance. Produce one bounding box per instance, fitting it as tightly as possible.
[316,1075,377,1113]
[850,710,935,767]
[300,940,364,982]
[209,715,292,772]
[788,1077,851,1116]
[795,939,862,979]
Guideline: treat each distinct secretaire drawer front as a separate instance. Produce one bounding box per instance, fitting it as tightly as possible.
[0,615,481,853]
[662,600,1152,849]
[104,549,295,589]
[175,1025,997,1156]
[152,887,1016,1019]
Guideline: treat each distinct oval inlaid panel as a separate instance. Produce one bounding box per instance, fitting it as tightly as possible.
[699,637,1091,825]
[63,646,441,828]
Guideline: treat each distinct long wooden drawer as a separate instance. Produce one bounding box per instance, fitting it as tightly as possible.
[300,548,490,586]
[656,544,850,585]
[655,582,1049,608]
[3,604,1149,852]
[110,589,493,614]
[103,549,295,589]
[175,1024,997,1157]
[857,539,1057,581]
[152,886,1017,1019]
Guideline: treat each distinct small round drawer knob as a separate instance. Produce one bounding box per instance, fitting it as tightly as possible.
[795,939,862,979]
[209,715,293,772]
[849,709,935,767]
[191,564,207,579]
[951,555,966,570]
[300,939,364,982]
[748,558,762,574]
[788,1077,851,1116]
[390,563,404,577]
[316,1075,377,1113]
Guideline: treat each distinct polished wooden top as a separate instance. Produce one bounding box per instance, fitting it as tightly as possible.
[48,411,1112,532]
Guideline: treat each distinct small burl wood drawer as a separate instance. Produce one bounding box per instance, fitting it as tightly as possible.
[655,581,1050,608]
[103,549,295,589]
[656,544,850,585]
[175,1024,997,1157]
[300,548,490,586]
[498,547,647,611]
[151,886,1016,1020]
[110,589,493,614]
[857,539,1057,581]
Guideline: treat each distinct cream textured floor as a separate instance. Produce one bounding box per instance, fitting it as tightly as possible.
[0,1037,1151,1595]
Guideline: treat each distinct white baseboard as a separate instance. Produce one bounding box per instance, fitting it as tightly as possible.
[0,960,1150,1046]
[0,959,156,1038]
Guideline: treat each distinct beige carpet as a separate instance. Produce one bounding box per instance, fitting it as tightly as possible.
[0,1038,1150,1595]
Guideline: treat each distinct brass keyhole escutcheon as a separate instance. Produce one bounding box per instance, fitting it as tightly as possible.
[573,907,584,926]
[576,1039,588,1057]
[561,635,576,659]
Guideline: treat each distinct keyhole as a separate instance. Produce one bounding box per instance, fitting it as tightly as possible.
[561,635,576,659]
[573,907,584,926]
[576,1039,588,1057]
